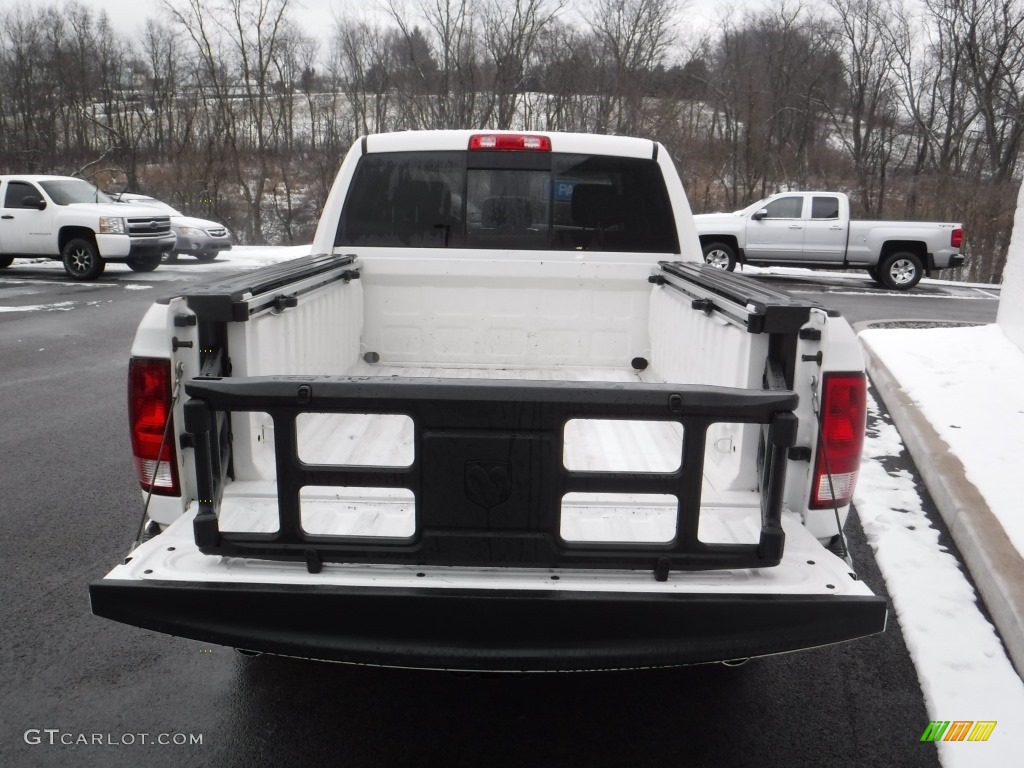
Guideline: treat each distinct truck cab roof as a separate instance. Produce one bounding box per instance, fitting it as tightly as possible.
[362,130,659,159]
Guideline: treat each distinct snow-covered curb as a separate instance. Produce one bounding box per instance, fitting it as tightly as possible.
[860,325,1024,559]
[856,394,1024,766]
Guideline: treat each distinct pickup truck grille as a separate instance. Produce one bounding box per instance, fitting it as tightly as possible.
[127,216,172,237]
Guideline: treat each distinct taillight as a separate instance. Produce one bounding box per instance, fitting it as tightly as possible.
[469,133,551,151]
[810,372,866,509]
[128,357,180,496]
[951,228,963,249]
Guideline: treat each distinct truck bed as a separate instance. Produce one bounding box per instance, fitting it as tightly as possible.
[164,256,832,572]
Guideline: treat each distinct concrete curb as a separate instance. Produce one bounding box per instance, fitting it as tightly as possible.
[860,340,1024,678]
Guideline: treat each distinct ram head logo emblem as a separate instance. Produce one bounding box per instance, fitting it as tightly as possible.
[464,461,511,509]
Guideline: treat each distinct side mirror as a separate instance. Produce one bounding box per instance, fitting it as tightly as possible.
[22,195,46,210]
[751,209,768,221]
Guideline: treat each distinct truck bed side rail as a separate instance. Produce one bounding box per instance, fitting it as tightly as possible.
[654,261,833,334]
[185,376,799,578]
[179,252,358,322]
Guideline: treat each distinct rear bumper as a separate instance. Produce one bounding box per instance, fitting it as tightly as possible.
[89,579,887,671]
[930,252,964,270]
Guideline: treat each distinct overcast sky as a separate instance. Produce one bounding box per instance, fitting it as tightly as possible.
[88,0,773,52]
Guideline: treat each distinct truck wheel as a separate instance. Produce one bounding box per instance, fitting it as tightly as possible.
[879,252,923,290]
[62,238,105,281]
[702,242,737,271]
[0,255,13,268]
[127,254,161,272]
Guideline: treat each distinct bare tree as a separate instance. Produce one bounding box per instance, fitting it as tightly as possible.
[386,0,481,128]
[956,0,1024,184]
[0,7,56,170]
[163,0,298,243]
[531,21,599,131]
[705,3,841,205]
[823,0,904,216]
[591,0,679,134]
[480,0,562,129]
[332,20,400,136]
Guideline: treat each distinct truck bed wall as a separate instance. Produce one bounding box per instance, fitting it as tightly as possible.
[648,283,767,490]
[227,273,364,481]
[230,276,365,378]
[357,257,653,368]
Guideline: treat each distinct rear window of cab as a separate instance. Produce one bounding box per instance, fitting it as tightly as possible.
[335,150,679,253]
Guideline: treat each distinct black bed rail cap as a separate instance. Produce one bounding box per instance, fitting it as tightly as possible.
[657,261,829,334]
[180,252,357,322]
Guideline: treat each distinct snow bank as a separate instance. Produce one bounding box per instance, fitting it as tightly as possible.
[860,324,1024,561]
[856,394,1024,767]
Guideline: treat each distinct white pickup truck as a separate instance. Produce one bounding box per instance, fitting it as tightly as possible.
[90,131,886,671]
[0,175,176,280]
[694,191,964,290]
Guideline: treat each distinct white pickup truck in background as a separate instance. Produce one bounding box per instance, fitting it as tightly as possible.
[0,175,175,280]
[694,191,964,290]
[90,131,886,671]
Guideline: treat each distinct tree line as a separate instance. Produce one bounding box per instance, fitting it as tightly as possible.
[0,0,1021,283]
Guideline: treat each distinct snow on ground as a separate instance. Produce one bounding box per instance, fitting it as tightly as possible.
[210,244,313,268]
[860,325,1024,558]
[0,301,75,312]
[738,262,1001,293]
[855,393,1024,767]
[3,244,313,276]
[0,247,312,313]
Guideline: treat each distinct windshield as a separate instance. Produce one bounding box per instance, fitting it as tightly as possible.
[39,179,112,205]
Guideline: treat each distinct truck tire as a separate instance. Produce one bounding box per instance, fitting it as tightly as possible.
[127,254,161,272]
[0,255,13,268]
[702,241,737,271]
[62,237,105,281]
[878,251,923,290]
